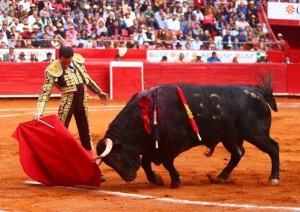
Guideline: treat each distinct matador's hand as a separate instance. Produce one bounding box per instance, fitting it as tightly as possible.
[33,114,43,121]
[98,91,109,105]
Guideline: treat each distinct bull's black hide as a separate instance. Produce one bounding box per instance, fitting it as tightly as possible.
[97,74,279,187]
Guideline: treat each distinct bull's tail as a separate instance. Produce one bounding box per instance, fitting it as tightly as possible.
[257,72,278,112]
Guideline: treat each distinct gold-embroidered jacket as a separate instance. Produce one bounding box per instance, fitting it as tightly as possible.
[35,53,102,116]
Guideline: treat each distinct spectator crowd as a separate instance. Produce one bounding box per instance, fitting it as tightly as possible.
[0,0,287,61]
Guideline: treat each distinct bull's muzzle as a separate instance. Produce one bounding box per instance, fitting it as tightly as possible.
[95,138,113,165]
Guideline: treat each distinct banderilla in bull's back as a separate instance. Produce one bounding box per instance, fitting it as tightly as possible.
[96,73,279,188]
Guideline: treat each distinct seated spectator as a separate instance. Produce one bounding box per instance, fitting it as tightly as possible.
[0,41,7,48]
[214,15,227,35]
[175,53,189,62]
[205,37,216,50]
[143,5,155,22]
[143,42,150,49]
[85,35,93,48]
[276,33,285,52]
[249,15,258,28]
[191,53,204,62]
[235,29,247,43]
[80,28,88,40]
[192,23,203,38]
[87,18,99,33]
[232,37,240,50]
[1,23,11,40]
[39,33,52,48]
[154,39,164,49]
[185,42,192,50]
[207,52,221,63]
[146,15,159,30]
[232,56,239,63]
[108,20,122,39]
[43,52,54,62]
[253,23,265,39]
[73,32,85,47]
[257,52,271,63]
[235,15,249,32]
[204,1,217,16]
[19,25,31,39]
[51,34,64,48]
[222,29,234,49]
[175,42,182,50]
[94,36,105,49]
[2,47,17,62]
[61,34,73,47]
[89,27,98,39]
[236,1,247,18]
[257,35,268,51]
[66,25,77,40]
[166,14,180,31]
[97,21,108,37]
[161,55,168,62]
[202,13,215,34]
[184,6,193,21]
[143,26,156,45]
[213,31,223,50]
[247,1,258,18]
[16,52,28,62]
[164,41,173,49]
[192,35,203,50]
[0,32,8,46]
[15,40,26,48]
[187,14,200,31]
[192,6,204,22]
[7,33,17,48]
[155,11,168,30]
[31,24,43,39]
[29,52,39,62]
[133,28,144,45]
[201,30,211,43]
[54,23,66,39]
[26,40,34,48]
[282,55,292,64]
[156,29,166,41]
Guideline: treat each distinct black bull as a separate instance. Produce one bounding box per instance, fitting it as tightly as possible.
[96,75,280,188]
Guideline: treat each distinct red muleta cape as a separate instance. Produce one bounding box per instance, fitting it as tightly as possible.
[12,115,102,187]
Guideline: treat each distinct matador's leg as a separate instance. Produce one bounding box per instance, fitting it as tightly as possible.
[58,92,75,128]
[74,85,93,151]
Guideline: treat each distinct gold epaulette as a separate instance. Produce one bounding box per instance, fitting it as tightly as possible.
[73,53,85,64]
[46,60,63,77]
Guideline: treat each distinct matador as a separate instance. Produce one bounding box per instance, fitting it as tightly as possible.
[34,46,109,157]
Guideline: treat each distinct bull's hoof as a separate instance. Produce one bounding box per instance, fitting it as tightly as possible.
[170,180,181,188]
[206,174,231,184]
[153,173,164,186]
[204,147,214,157]
[270,179,279,186]
[204,150,213,157]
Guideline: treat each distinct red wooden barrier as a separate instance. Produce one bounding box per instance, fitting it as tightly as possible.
[1,62,297,99]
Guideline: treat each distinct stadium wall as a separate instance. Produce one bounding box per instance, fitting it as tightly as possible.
[0,61,299,99]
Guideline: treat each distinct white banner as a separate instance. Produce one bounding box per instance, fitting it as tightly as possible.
[0,49,56,62]
[268,2,300,20]
[147,50,262,63]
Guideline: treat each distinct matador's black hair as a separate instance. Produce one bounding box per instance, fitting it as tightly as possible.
[58,46,74,59]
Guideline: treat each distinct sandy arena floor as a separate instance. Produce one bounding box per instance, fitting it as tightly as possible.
[0,97,300,211]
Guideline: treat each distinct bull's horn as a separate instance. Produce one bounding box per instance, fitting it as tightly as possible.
[99,138,113,158]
